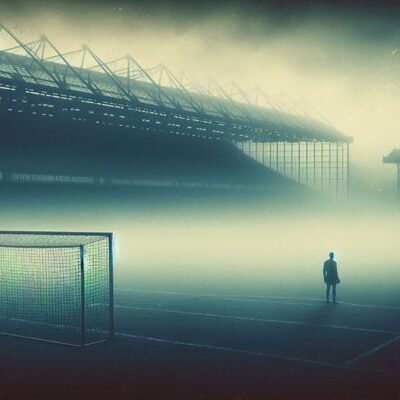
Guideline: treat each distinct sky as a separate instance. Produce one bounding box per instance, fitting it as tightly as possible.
[0,0,399,192]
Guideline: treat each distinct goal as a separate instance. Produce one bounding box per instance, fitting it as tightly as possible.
[0,231,114,346]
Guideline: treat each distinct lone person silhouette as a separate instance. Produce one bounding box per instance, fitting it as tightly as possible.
[323,252,340,304]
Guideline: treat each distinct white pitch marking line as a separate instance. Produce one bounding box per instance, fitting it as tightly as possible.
[115,332,400,377]
[222,297,400,311]
[115,288,400,310]
[219,297,400,312]
[116,288,318,300]
[219,298,321,307]
[113,305,398,335]
[343,334,400,367]
[116,288,315,300]
[115,331,334,367]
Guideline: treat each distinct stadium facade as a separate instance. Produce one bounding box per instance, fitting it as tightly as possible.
[0,24,352,197]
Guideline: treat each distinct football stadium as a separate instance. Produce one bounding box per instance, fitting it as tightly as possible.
[0,18,399,400]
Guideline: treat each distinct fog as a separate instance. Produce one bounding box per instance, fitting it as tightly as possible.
[114,205,400,302]
[1,2,400,192]
[0,3,399,305]
[1,186,399,305]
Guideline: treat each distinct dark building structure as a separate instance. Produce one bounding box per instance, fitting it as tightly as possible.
[0,24,352,197]
[383,148,400,194]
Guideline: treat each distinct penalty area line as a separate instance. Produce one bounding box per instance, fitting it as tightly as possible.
[114,331,334,368]
[343,334,400,367]
[114,331,400,377]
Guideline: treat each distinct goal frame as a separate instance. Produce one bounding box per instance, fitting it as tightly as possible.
[0,230,114,346]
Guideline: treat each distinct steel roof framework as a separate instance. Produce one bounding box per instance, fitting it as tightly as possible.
[0,24,351,144]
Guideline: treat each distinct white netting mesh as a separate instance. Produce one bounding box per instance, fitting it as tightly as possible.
[0,232,112,346]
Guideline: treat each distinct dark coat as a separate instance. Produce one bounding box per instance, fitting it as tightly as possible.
[323,259,340,284]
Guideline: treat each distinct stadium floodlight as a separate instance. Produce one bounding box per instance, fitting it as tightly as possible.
[0,231,114,346]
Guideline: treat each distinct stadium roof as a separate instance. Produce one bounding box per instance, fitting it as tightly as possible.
[0,24,351,143]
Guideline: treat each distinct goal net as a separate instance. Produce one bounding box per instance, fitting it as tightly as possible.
[0,231,113,346]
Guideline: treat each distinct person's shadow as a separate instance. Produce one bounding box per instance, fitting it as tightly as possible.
[304,302,337,327]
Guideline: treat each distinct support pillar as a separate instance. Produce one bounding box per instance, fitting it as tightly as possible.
[328,142,332,197]
[305,141,309,187]
[336,142,339,198]
[346,142,350,197]
[283,142,286,176]
[397,163,400,195]
[290,142,294,179]
[261,142,264,163]
[298,142,301,183]
[313,141,316,190]
[321,142,324,193]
